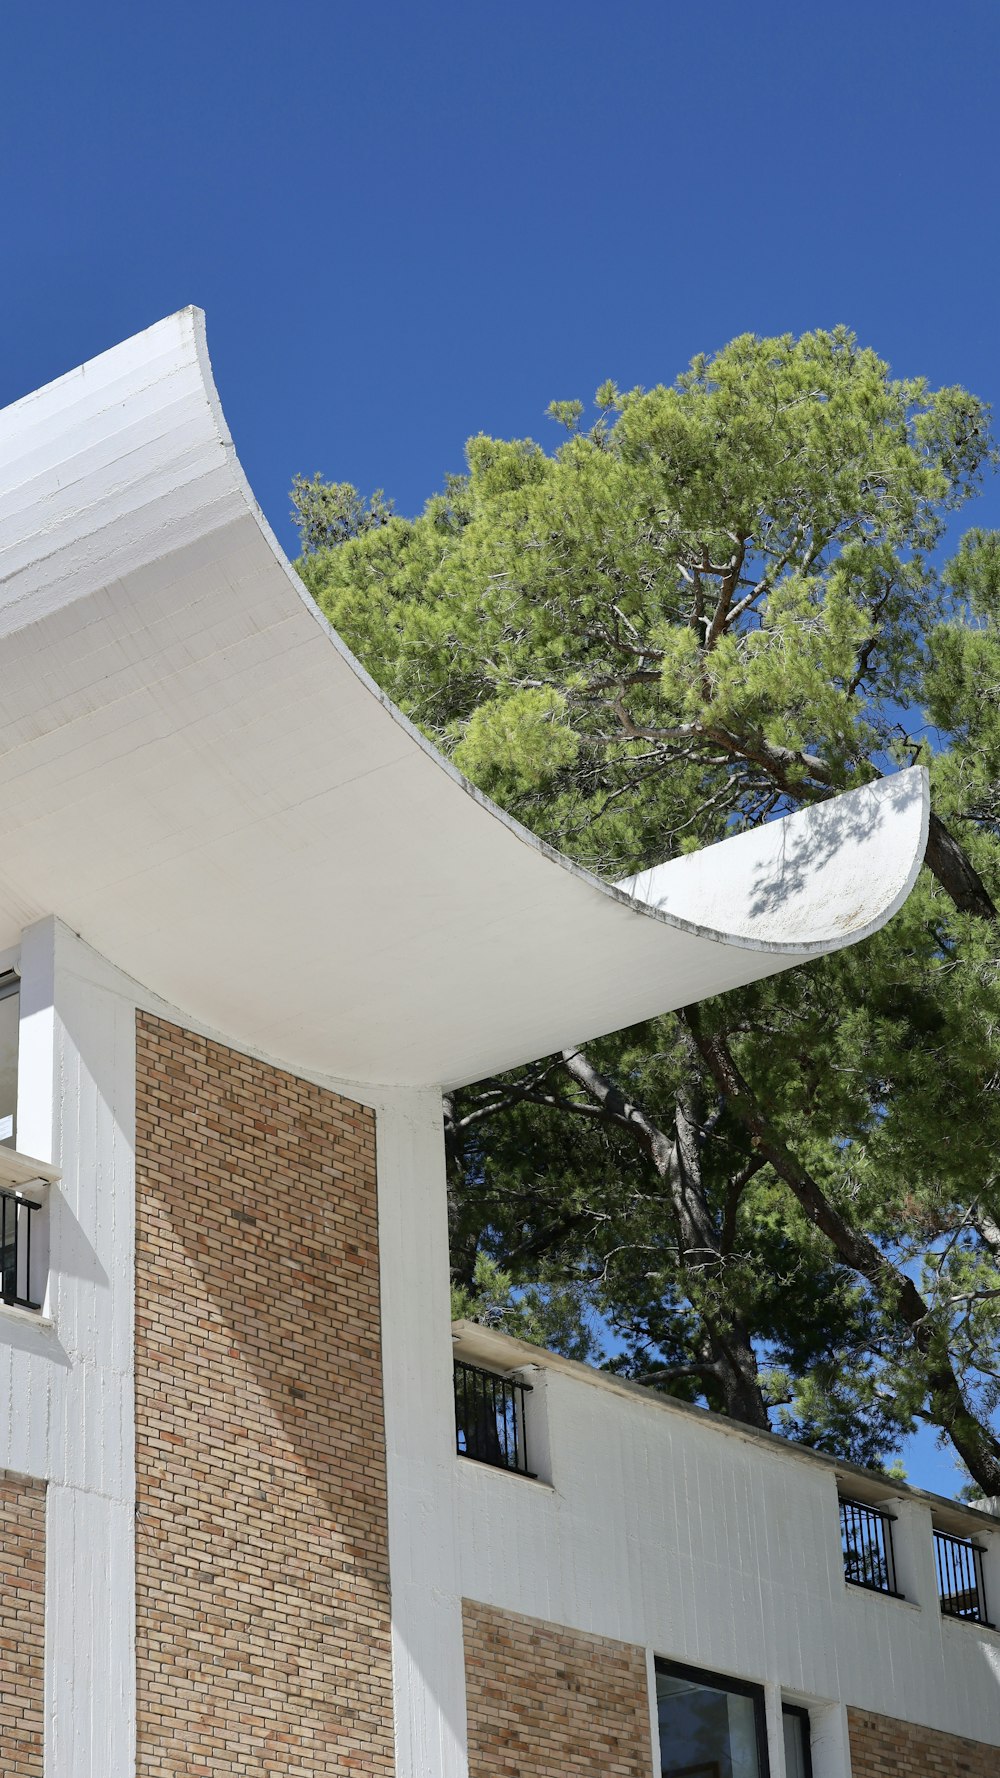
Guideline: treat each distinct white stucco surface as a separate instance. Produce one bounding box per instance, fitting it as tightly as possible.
[0,920,137,1778]
[377,1131,1000,1778]
[353,871,1000,1759]
[0,310,928,1090]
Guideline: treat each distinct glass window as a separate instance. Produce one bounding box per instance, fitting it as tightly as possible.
[0,975,19,1149]
[782,1706,813,1778]
[655,1659,768,1778]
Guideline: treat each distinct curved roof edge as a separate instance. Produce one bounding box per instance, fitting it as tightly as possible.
[0,309,929,1086]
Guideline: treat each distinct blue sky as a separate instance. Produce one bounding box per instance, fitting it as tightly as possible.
[3,1,999,1493]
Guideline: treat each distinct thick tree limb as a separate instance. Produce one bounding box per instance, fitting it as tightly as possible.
[559,1046,771,1429]
[686,1009,1000,1495]
[924,811,1000,922]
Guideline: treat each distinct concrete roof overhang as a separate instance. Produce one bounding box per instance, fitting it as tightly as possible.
[0,310,928,1090]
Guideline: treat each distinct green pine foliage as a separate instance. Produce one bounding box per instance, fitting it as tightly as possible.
[297,328,1000,1491]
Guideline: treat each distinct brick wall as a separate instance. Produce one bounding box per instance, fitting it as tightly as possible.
[462,1599,653,1778]
[0,1470,45,1777]
[134,1013,394,1776]
[849,1705,1000,1776]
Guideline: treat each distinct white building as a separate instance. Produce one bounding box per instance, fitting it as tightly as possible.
[0,309,995,1777]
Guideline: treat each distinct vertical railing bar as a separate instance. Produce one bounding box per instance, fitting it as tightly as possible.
[519,1380,529,1476]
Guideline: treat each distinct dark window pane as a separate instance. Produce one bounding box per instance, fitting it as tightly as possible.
[656,1662,766,1777]
[782,1707,812,1778]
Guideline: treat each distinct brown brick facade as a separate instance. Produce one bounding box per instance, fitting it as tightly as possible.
[134,1013,394,1776]
[462,1599,653,1778]
[848,1705,1000,1776]
[0,1471,45,1777]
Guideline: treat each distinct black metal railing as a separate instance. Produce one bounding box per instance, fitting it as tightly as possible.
[935,1527,992,1626]
[454,1359,534,1477]
[839,1497,902,1597]
[0,1188,42,1311]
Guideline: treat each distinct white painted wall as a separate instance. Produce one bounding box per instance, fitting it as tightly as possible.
[377,1140,1000,1778]
[0,918,137,1778]
[450,1355,1000,1767]
[4,916,998,1778]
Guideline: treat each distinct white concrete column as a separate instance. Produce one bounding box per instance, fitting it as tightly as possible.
[884,1496,936,1610]
[763,1680,787,1777]
[514,1361,553,1487]
[644,1647,660,1778]
[808,1701,853,1778]
[16,917,57,1168]
[377,1087,469,1778]
[42,925,136,1778]
[974,1520,1000,1629]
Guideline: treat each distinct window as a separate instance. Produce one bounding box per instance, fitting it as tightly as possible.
[934,1526,992,1626]
[454,1358,534,1477]
[839,1496,901,1596]
[0,972,18,1149]
[0,1187,42,1310]
[782,1705,813,1778]
[655,1659,769,1778]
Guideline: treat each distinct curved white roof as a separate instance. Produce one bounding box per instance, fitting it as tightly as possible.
[0,310,927,1088]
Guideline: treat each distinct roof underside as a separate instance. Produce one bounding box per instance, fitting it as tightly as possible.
[0,310,928,1089]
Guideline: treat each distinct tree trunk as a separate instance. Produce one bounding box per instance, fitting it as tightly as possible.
[560,1047,772,1432]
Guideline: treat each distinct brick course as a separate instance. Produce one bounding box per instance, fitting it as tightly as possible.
[849,1705,1000,1776]
[0,1470,45,1777]
[134,1012,394,1776]
[463,1599,653,1778]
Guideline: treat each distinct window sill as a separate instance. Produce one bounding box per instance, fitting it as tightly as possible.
[941,1610,999,1638]
[0,1147,59,1194]
[844,1580,920,1613]
[456,1453,555,1493]
[0,1299,53,1332]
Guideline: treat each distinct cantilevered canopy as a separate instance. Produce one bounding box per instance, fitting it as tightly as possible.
[0,311,927,1089]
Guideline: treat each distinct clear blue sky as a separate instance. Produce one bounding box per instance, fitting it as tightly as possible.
[3,1,998,1494]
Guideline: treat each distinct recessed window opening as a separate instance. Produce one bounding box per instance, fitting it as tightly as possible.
[655,1658,770,1778]
[781,1704,813,1778]
[839,1496,902,1597]
[0,1188,42,1310]
[934,1526,992,1626]
[0,971,19,1150]
[454,1358,534,1477]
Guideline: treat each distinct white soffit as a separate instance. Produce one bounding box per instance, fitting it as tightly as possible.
[0,310,928,1089]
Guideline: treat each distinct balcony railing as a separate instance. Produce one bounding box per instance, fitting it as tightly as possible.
[839,1497,902,1597]
[935,1527,992,1626]
[0,1187,42,1311]
[454,1358,534,1477]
